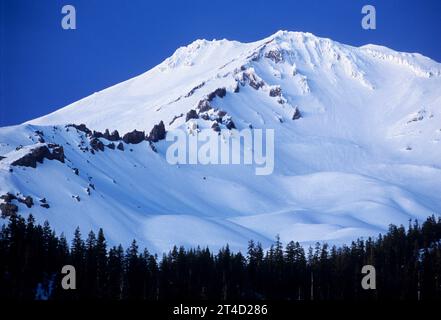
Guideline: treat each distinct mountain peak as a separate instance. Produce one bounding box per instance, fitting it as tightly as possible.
[26,31,441,134]
[1,31,441,252]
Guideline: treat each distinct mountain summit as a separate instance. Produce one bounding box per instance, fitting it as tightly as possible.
[1,31,441,252]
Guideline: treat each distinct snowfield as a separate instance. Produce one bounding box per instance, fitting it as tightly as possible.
[1,31,441,253]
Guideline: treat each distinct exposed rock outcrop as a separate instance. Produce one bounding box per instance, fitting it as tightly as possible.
[11,144,65,168]
[92,130,104,139]
[239,70,265,90]
[90,138,105,152]
[269,86,282,97]
[148,121,166,142]
[34,130,45,143]
[47,144,65,162]
[186,109,199,122]
[224,118,236,130]
[0,203,18,217]
[0,192,22,217]
[200,113,210,121]
[197,99,212,113]
[66,123,92,136]
[0,193,17,202]
[292,107,302,120]
[122,130,145,144]
[149,141,158,153]
[217,110,227,118]
[18,196,33,208]
[106,142,115,150]
[169,114,184,126]
[103,129,120,141]
[211,122,221,132]
[38,198,49,208]
[265,49,284,63]
[207,87,227,101]
[185,82,205,97]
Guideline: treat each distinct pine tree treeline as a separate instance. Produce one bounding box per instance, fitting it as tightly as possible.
[1,215,441,300]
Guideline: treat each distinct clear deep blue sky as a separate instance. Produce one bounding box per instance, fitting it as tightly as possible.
[1,0,440,126]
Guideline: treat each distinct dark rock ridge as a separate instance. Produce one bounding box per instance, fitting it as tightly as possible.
[92,130,104,138]
[91,129,121,141]
[237,70,265,90]
[148,121,166,142]
[169,114,184,126]
[187,100,238,132]
[66,123,92,136]
[106,142,115,150]
[292,107,302,120]
[11,143,65,168]
[185,82,205,97]
[217,110,227,118]
[265,49,284,63]
[224,118,236,130]
[18,196,33,208]
[39,198,50,208]
[180,87,239,132]
[0,203,18,218]
[197,99,212,113]
[122,130,145,144]
[48,144,65,162]
[0,192,35,216]
[194,87,227,114]
[207,87,227,101]
[68,123,167,147]
[186,109,199,121]
[149,141,158,153]
[0,193,17,202]
[34,130,45,143]
[269,86,282,97]
[117,142,124,151]
[200,113,210,121]
[211,122,221,132]
[90,138,105,152]
[407,109,426,124]
[103,129,120,141]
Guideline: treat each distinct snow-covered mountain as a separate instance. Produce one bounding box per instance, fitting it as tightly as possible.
[1,31,441,253]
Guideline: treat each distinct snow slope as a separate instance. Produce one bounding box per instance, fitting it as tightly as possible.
[1,31,441,253]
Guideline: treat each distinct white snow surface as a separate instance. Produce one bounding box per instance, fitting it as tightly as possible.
[1,31,441,253]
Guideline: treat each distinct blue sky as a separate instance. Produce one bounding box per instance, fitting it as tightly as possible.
[1,0,440,126]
